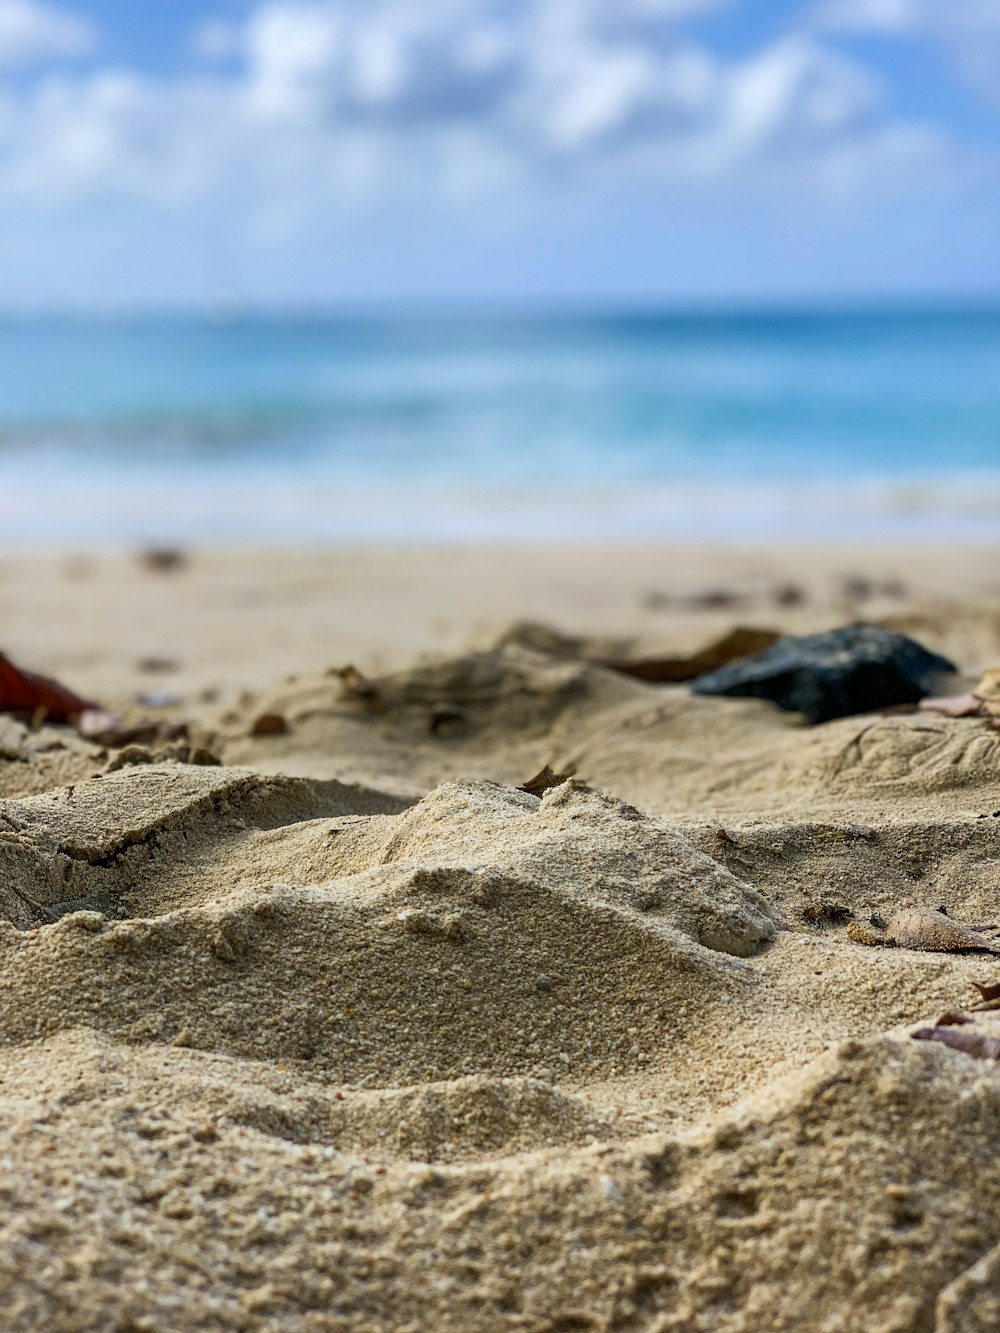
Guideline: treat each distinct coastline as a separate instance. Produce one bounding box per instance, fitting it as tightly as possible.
[6,475,1000,545]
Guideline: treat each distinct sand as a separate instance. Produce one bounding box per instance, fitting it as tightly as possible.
[3,542,1000,1331]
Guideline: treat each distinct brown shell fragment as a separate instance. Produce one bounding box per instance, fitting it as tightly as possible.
[911,1027,1000,1060]
[934,1009,975,1027]
[519,766,574,798]
[250,713,289,737]
[974,668,1000,703]
[885,908,1000,955]
[847,920,887,947]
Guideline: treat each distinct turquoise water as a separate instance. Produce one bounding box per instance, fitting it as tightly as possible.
[2,308,1000,542]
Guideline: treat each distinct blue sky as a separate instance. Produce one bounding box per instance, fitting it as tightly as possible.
[0,0,998,307]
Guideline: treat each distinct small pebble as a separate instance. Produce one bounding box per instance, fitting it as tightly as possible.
[251,713,289,737]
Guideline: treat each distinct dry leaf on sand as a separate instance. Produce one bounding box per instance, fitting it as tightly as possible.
[600,626,780,683]
[0,650,95,722]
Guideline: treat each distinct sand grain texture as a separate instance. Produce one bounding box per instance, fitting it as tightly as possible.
[4,544,1000,1330]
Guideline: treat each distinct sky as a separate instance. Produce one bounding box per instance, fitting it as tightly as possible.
[0,0,998,308]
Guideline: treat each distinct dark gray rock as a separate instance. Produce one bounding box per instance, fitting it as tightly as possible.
[691,624,955,725]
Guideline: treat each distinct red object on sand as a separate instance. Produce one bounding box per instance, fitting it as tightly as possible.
[0,651,95,722]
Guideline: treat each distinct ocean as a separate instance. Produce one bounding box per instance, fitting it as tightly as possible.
[2,307,1000,544]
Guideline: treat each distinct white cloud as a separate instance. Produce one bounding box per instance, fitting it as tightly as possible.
[231,0,924,163]
[0,0,94,65]
[0,0,951,222]
[721,38,878,153]
[0,72,224,204]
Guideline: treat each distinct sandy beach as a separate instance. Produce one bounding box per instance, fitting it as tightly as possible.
[3,540,1000,1331]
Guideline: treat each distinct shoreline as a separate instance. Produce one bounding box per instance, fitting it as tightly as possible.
[5,486,1000,545]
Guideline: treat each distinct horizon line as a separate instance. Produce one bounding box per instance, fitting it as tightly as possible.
[4,291,1000,323]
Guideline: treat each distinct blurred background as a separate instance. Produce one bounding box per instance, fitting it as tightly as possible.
[1,0,1000,546]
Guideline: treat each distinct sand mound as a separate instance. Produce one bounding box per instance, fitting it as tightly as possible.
[2,1022,999,1330]
[0,1027,616,1163]
[679,811,1000,932]
[0,770,780,1086]
[218,647,645,794]
[793,712,1000,795]
[215,644,810,813]
[0,763,409,928]
[4,748,996,1332]
[216,644,1000,826]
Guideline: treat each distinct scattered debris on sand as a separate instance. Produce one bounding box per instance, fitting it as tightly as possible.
[136,545,188,572]
[7,546,1000,1330]
[849,907,1000,954]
